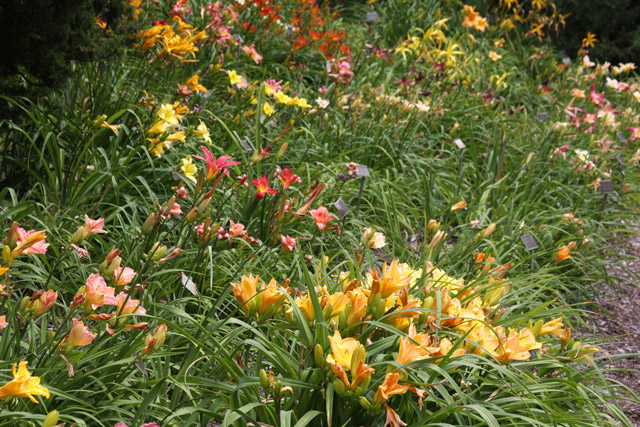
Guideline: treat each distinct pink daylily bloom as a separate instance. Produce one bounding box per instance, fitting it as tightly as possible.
[310,206,334,230]
[228,220,246,238]
[115,292,147,316]
[16,228,49,255]
[241,44,263,64]
[194,146,240,180]
[86,274,117,308]
[114,267,137,287]
[281,235,297,252]
[84,215,107,236]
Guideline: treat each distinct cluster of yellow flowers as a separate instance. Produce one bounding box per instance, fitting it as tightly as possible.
[231,249,593,424]
[146,102,189,157]
[137,16,208,63]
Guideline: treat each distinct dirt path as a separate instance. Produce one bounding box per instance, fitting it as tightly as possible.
[587,227,640,425]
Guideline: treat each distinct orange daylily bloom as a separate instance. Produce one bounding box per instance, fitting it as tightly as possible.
[374,372,411,405]
[555,241,577,263]
[369,260,412,301]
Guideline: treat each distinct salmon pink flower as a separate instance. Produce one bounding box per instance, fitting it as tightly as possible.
[169,203,182,217]
[15,228,49,256]
[281,235,297,252]
[252,175,278,200]
[114,267,137,286]
[241,44,263,64]
[28,290,57,317]
[84,215,107,236]
[0,315,7,330]
[71,244,90,259]
[194,146,240,180]
[85,274,117,308]
[176,187,188,199]
[115,292,147,316]
[228,220,246,238]
[277,168,301,189]
[629,126,640,140]
[310,206,333,230]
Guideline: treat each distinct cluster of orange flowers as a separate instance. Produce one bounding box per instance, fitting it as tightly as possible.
[137,15,208,63]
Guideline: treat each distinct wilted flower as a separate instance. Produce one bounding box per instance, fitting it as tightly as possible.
[62,318,97,348]
[555,241,577,263]
[450,200,467,212]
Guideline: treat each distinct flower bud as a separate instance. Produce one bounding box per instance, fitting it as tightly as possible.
[276,142,288,159]
[2,246,11,267]
[71,226,88,245]
[274,380,282,396]
[333,379,346,396]
[3,222,19,249]
[314,344,324,368]
[426,219,440,234]
[480,223,496,239]
[359,396,372,410]
[41,410,59,427]
[141,212,157,234]
[259,369,269,389]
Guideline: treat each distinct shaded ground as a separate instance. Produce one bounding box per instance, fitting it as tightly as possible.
[585,227,640,425]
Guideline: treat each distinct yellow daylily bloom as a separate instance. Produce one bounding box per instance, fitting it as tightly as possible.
[326,330,363,371]
[0,361,50,403]
[180,156,197,182]
[194,121,212,144]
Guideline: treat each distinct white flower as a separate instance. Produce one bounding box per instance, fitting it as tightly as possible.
[582,55,595,68]
[315,97,330,109]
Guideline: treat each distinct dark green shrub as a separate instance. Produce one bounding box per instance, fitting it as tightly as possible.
[553,0,640,63]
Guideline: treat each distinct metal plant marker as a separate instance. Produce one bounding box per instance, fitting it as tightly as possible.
[521,234,539,271]
[355,165,370,211]
[334,197,350,245]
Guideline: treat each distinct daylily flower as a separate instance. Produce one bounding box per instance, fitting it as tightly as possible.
[194,146,240,180]
[251,175,278,200]
[228,220,246,238]
[84,215,107,236]
[194,121,212,144]
[281,235,297,252]
[114,267,137,287]
[184,74,207,93]
[539,317,564,337]
[114,292,146,316]
[461,5,488,32]
[231,274,287,318]
[13,229,48,259]
[555,241,577,263]
[450,200,467,211]
[0,361,50,403]
[488,51,502,61]
[374,372,411,405]
[227,70,247,88]
[264,79,283,96]
[241,44,263,64]
[629,126,640,141]
[0,316,7,330]
[85,274,117,309]
[180,156,198,182]
[22,290,58,318]
[277,168,301,189]
[364,227,386,249]
[310,206,333,230]
[63,318,97,348]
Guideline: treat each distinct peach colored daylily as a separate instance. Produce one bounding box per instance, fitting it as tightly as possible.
[114,267,137,286]
[84,215,107,236]
[85,274,117,309]
[63,318,97,347]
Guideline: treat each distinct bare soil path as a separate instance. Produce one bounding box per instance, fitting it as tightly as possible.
[586,227,640,425]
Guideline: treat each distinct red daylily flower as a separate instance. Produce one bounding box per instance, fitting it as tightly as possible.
[194,146,240,180]
[277,168,301,189]
[251,175,278,200]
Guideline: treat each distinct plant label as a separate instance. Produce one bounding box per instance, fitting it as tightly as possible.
[334,197,349,219]
[617,132,627,143]
[366,12,379,22]
[241,139,253,152]
[521,234,539,251]
[537,113,548,122]
[356,165,371,178]
[181,273,199,296]
[599,180,614,194]
[453,138,466,150]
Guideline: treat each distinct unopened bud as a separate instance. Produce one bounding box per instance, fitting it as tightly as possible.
[426,219,440,234]
[41,410,59,427]
[276,142,288,159]
[141,212,157,234]
[259,369,268,389]
[71,226,88,245]
[333,379,346,395]
[314,344,324,367]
